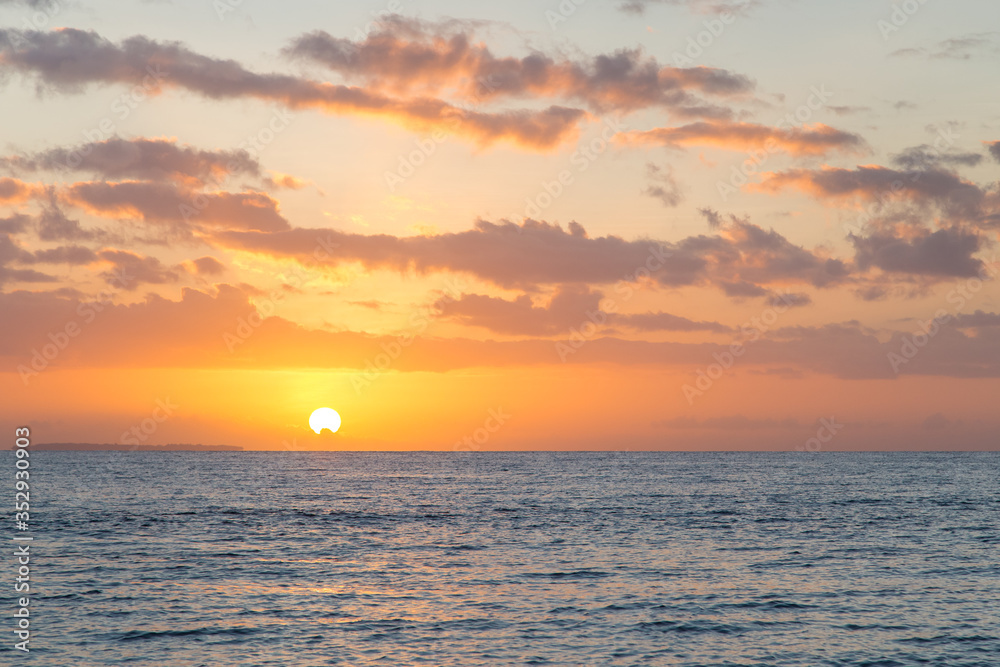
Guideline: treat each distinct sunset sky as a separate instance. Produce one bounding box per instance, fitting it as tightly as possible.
[2,0,999,450]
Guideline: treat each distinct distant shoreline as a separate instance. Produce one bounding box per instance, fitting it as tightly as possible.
[22,443,244,452]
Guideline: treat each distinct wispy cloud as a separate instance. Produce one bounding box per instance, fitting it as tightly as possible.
[618,121,867,157]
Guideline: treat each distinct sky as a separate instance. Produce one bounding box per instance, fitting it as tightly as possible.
[1,0,999,450]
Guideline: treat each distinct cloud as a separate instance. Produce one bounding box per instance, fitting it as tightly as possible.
[185,256,227,276]
[618,0,763,15]
[891,144,983,170]
[434,286,602,336]
[0,233,55,286]
[287,24,754,117]
[617,310,730,332]
[718,279,768,297]
[618,121,867,156]
[641,162,683,207]
[0,137,261,187]
[0,177,42,204]
[264,172,309,190]
[850,227,984,278]
[951,310,1000,328]
[1,286,263,371]
[987,141,1000,164]
[36,205,104,242]
[698,207,723,228]
[719,218,850,288]
[96,249,180,290]
[4,286,1000,379]
[62,181,290,232]
[890,32,1000,60]
[751,165,994,224]
[0,213,31,234]
[213,217,850,292]
[433,285,729,335]
[698,208,836,294]
[0,28,585,150]
[765,291,810,308]
[827,105,871,116]
[29,245,98,264]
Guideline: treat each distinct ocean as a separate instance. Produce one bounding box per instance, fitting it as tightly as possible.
[7,451,999,665]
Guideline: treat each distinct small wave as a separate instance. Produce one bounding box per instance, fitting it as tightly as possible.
[117,627,259,642]
[522,570,611,580]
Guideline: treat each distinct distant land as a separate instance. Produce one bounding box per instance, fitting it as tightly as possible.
[25,443,244,452]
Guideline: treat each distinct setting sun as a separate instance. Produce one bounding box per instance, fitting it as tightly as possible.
[308,407,342,435]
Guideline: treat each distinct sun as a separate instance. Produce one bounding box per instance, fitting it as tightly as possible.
[309,407,342,434]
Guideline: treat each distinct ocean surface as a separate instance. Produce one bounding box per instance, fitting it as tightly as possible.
[5,451,999,666]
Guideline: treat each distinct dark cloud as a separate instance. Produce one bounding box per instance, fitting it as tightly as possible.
[753,165,995,225]
[0,213,31,234]
[186,256,227,276]
[642,163,683,207]
[851,228,984,278]
[63,181,290,232]
[987,141,1000,164]
[0,28,585,150]
[827,105,871,116]
[213,217,850,292]
[766,291,811,308]
[853,284,891,302]
[698,207,723,228]
[36,205,102,242]
[0,233,55,286]
[97,249,180,290]
[891,144,983,170]
[950,310,1000,328]
[1,137,261,186]
[718,280,768,298]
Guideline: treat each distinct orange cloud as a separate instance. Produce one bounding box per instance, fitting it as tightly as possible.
[288,22,754,117]
[5,285,1000,380]
[265,172,309,190]
[0,177,43,204]
[618,121,867,156]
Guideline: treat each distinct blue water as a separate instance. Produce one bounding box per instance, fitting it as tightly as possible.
[6,452,999,665]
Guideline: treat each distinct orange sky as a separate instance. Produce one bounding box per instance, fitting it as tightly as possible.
[2,1,999,449]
